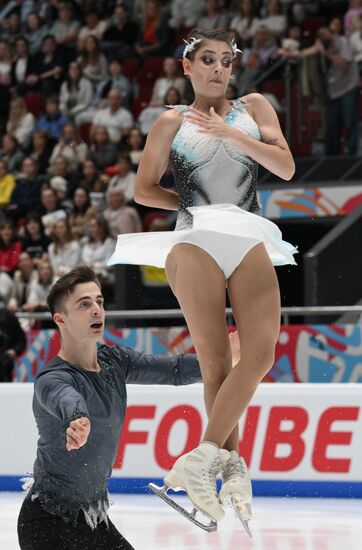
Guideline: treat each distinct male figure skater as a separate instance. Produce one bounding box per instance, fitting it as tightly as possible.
[17,266,239,549]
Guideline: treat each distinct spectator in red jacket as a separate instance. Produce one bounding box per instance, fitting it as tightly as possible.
[0,218,22,275]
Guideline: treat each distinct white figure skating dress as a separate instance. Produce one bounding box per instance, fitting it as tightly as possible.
[108,99,297,277]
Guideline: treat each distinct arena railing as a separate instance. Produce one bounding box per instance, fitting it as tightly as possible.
[15,305,362,326]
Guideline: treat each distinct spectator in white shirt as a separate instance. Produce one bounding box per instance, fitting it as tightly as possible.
[50,2,80,52]
[0,272,14,306]
[103,187,142,238]
[196,0,230,31]
[23,259,58,312]
[137,86,180,135]
[230,0,261,46]
[169,0,204,30]
[260,0,287,38]
[25,12,49,56]
[6,97,35,148]
[8,251,38,312]
[77,8,108,48]
[49,122,88,172]
[59,62,93,123]
[77,35,108,91]
[48,218,81,277]
[107,154,136,203]
[8,250,38,329]
[91,89,133,143]
[149,57,186,107]
[80,215,115,282]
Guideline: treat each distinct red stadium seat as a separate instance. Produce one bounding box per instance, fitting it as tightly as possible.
[79,122,92,143]
[132,97,148,118]
[261,80,285,102]
[303,110,321,140]
[24,94,46,116]
[122,58,140,79]
[143,212,168,231]
[138,57,165,87]
[143,57,164,76]
[302,16,327,42]
[132,88,153,118]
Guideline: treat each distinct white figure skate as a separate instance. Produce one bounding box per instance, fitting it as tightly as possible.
[219,449,253,537]
[148,441,224,532]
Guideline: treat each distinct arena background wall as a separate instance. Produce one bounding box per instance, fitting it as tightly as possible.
[13,324,362,383]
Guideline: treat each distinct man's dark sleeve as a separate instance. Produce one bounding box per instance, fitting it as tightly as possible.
[121,346,202,385]
[34,371,89,428]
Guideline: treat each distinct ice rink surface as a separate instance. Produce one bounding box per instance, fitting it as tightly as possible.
[1,492,362,550]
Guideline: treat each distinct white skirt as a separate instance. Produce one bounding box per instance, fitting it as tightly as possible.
[108,204,297,279]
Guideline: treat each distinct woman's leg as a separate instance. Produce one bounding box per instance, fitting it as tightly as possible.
[203,243,280,447]
[165,243,239,451]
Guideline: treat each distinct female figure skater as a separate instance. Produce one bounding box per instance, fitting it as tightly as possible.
[108,28,296,533]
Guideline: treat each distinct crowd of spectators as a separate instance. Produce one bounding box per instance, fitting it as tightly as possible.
[0,0,360,336]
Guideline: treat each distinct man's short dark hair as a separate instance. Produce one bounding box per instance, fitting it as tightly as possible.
[47,266,101,316]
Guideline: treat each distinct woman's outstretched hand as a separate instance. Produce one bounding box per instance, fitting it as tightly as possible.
[184,106,231,139]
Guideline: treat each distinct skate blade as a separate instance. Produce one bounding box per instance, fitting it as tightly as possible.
[148,482,217,533]
[230,495,252,538]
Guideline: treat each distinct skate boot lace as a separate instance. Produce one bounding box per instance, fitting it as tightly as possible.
[205,455,222,495]
[183,447,222,507]
[223,456,247,483]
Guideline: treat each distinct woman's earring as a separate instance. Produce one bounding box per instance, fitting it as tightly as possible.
[230,74,235,80]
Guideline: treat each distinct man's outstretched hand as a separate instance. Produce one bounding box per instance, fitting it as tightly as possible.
[66,417,91,451]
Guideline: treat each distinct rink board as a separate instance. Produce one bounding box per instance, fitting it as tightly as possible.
[1,383,362,497]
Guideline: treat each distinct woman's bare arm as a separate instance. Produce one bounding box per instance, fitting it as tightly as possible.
[240,92,295,180]
[134,110,182,209]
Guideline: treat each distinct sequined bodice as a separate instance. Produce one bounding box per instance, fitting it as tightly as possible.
[170,99,261,229]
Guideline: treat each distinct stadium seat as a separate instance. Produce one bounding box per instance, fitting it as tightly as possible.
[24,95,46,116]
[142,212,168,231]
[122,58,140,79]
[302,16,327,42]
[132,91,153,118]
[138,57,165,87]
[261,80,285,102]
[302,110,321,140]
[79,122,92,143]
[143,57,164,77]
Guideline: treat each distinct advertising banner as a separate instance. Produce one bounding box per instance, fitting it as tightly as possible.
[14,324,362,383]
[258,185,362,218]
[1,383,361,497]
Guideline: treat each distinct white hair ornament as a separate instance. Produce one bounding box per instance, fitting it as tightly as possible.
[182,37,202,58]
[182,37,241,59]
[231,39,242,57]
